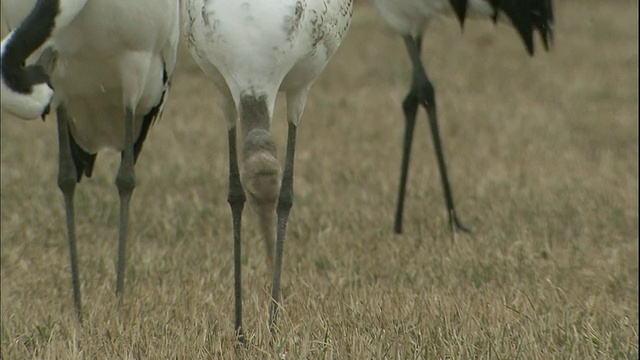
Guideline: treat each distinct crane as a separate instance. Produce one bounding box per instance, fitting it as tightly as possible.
[183,0,354,341]
[369,0,554,234]
[1,0,180,320]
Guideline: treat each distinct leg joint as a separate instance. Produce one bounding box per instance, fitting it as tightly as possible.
[402,90,419,120]
[57,165,77,193]
[227,191,246,207]
[418,77,436,106]
[276,188,293,213]
[116,172,136,194]
[227,178,246,206]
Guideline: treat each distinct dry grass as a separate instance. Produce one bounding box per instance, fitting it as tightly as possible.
[1,1,638,358]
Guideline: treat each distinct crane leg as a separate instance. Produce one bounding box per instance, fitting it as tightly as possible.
[115,107,136,299]
[395,41,420,234]
[268,122,297,334]
[56,103,83,321]
[227,126,246,344]
[395,35,471,235]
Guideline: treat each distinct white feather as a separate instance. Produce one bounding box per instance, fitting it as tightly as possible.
[1,0,179,153]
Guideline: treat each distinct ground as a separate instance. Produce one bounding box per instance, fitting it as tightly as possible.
[1,1,638,358]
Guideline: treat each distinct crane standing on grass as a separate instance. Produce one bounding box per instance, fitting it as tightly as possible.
[0,0,180,320]
[369,0,554,234]
[183,0,354,341]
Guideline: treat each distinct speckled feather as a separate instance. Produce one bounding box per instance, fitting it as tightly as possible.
[183,0,353,123]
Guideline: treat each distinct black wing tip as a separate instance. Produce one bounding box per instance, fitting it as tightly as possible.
[450,0,468,28]
[40,103,50,121]
[529,23,554,56]
[494,0,555,56]
[68,129,97,182]
[541,29,553,52]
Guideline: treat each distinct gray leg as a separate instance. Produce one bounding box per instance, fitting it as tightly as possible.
[268,122,297,334]
[56,104,82,321]
[227,126,246,344]
[115,107,136,298]
[397,35,470,236]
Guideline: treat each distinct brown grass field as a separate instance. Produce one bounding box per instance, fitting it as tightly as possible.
[1,1,638,358]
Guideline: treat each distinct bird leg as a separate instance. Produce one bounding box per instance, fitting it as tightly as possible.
[227,126,246,344]
[395,35,470,235]
[56,103,82,321]
[268,121,297,334]
[394,37,421,234]
[115,107,136,299]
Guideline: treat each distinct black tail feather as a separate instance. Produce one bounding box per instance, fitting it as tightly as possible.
[130,67,170,163]
[490,0,554,55]
[69,128,97,182]
[450,0,469,28]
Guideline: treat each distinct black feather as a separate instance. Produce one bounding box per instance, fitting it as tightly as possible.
[131,67,171,163]
[69,129,97,182]
[1,0,59,94]
[449,0,469,28]
[490,0,554,56]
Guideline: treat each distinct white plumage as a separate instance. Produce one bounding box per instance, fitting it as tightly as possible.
[1,0,179,320]
[371,0,493,36]
[369,0,554,234]
[2,0,178,153]
[183,0,353,339]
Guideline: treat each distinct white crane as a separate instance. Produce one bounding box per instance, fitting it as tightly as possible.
[183,0,353,340]
[1,0,180,320]
[369,0,554,234]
